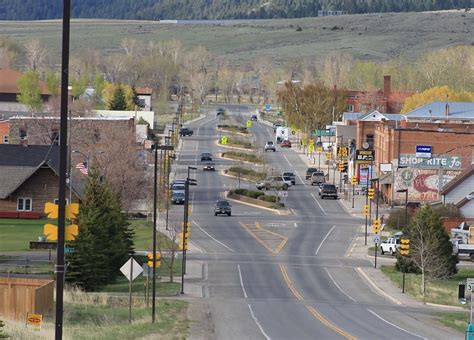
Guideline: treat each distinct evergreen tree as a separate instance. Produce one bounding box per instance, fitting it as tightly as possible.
[396,205,457,296]
[109,84,127,110]
[66,169,134,291]
[0,320,8,339]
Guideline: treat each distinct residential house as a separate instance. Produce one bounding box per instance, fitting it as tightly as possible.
[135,87,153,111]
[0,68,51,113]
[405,102,474,122]
[441,166,474,220]
[0,144,81,218]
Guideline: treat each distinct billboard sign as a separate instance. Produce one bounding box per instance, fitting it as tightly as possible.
[415,145,432,158]
[399,154,462,169]
[355,150,374,164]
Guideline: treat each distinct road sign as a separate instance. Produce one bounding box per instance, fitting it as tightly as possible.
[64,246,74,254]
[308,144,314,153]
[467,278,474,292]
[416,145,432,158]
[317,147,323,154]
[373,235,380,244]
[355,149,374,164]
[278,191,288,197]
[246,120,252,128]
[120,257,143,282]
[337,146,349,159]
[325,152,332,160]
[220,136,228,145]
[265,104,271,112]
[26,313,42,331]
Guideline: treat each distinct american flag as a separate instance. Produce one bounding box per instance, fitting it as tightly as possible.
[75,162,88,175]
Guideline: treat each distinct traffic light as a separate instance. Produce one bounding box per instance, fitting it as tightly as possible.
[351,176,358,185]
[372,219,381,234]
[43,202,79,241]
[338,161,345,171]
[179,231,190,250]
[368,188,375,200]
[363,204,369,217]
[147,251,161,268]
[400,238,410,256]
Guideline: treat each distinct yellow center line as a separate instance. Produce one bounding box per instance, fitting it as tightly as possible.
[239,222,288,254]
[240,222,276,254]
[279,264,357,340]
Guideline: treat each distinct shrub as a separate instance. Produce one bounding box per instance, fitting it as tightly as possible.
[247,191,265,199]
[258,195,278,203]
[234,188,248,195]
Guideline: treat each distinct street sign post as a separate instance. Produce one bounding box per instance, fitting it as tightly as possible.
[415,145,432,158]
[246,120,252,128]
[373,235,380,244]
[120,257,143,324]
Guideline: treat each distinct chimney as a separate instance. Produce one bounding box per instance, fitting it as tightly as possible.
[445,95,450,122]
[383,75,391,98]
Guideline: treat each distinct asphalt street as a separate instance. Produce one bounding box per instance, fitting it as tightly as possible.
[152,105,461,340]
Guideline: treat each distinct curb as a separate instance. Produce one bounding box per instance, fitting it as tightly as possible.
[219,169,255,183]
[216,127,251,137]
[214,139,255,152]
[184,114,206,125]
[225,192,289,215]
[219,154,265,167]
[355,267,403,306]
[425,302,465,311]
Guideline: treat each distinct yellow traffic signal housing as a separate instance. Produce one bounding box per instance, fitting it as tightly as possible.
[368,188,375,200]
[44,202,58,218]
[363,204,369,216]
[179,232,189,250]
[351,176,358,185]
[338,162,344,171]
[372,219,381,234]
[43,223,79,241]
[44,202,79,219]
[400,238,410,255]
[147,251,161,268]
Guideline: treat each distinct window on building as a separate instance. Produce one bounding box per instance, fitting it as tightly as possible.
[347,104,354,112]
[17,198,32,211]
[53,198,69,205]
[366,134,374,148]
[2,135,8,144]
[19,128,27,140]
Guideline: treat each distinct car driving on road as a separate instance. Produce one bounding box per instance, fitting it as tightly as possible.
[319,183,338,199]
[214,200,232,216]
[171,192,185,204]
[280,140,291,148]
[310,171,325,186]
[265,141,276,152]
[282,172,296,185]
[256,176,291,190]
[179,127,193,136]
[201,152,213,162]
[305,167,319,180]
[203,162,215,171]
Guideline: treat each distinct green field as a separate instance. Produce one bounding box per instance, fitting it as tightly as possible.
[0,11,471,65]
[0,218,46,252]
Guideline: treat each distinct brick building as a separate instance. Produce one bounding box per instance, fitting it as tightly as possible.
[0,120,8,144]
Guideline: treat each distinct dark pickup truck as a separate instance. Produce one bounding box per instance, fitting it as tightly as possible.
[305,167,319,180]
[320,184,338,199]
[179,128,193,136]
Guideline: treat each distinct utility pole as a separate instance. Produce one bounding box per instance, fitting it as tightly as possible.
[181,166,196,295]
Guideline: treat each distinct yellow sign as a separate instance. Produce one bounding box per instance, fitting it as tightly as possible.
[325,152,332,160]
[308,144,314,153]
[351,176,358,185]
[309,139,315,145]
[337,146,349,159]
[27,313,42,331]
[220,136,228,145]
[246,120,252,128]
[317,147,323,154]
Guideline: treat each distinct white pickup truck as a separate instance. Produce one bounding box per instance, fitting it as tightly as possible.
[380,237,401,255]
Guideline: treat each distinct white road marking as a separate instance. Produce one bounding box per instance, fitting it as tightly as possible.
[248,304,271,340]
[324,267,356,302]
[237,264,248,299]
[283,154,292,167]
[296,172,307,187]
[367,309,427,340]
[191,219,235,252]
[315,225,335,256]
[294,222,298,228]
[310,193,327,215]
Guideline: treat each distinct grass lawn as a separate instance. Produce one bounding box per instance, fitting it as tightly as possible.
[128,219,176,250]
[4,294,189,339]
[381,265,474,306]
[102,276,181,296]
[433,312,469,333]
[0,218,47,252]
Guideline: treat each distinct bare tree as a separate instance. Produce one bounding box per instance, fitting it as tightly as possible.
[0,37,20,68]
[321,52,353,89]
[24,39,48,71]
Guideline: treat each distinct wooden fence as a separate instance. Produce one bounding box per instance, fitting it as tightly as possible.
[0,277,54,321]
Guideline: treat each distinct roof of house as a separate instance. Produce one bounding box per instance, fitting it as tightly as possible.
[0,68,51,95]
[0,144,83,199]
[406,102,474,121]
[135,87,153,95]
[440,165,474,195]
[342,111,403,122]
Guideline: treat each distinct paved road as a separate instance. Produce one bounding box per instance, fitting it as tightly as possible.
[170,105,460,340]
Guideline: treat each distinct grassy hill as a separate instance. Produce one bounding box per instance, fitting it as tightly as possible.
[0,11,472,66]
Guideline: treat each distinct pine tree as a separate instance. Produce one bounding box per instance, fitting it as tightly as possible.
[109,84,127,110]
[0,320,8,339]
[66,169,134,291]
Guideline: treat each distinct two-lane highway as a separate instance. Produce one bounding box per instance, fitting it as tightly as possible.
[174,106,459,340]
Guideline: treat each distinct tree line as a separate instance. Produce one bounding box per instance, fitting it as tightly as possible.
[0,0,472,20]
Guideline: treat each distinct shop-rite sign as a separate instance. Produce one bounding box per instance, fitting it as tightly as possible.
[355,150,374,164]
[399,154,462,169]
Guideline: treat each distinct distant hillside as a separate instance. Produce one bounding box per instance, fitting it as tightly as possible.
[0,0,472,20]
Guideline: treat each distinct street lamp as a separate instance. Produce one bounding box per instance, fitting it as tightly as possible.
[396,189,409,231]
[181,166,196,295]
[150,144,173,323]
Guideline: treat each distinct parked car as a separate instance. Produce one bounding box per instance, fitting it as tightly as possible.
[201,152,213,162]
[251,114,258,121]
[282,172,296,185]
[214,200,232,216]
[171,192,185,204]
[216,107,226,116]
[203,162,215,171]
[320,183,338,199]
[256,176,290,190]
[310,171,325,186]
[179,128,193,136]
[380,237,401,255]
[280,140,292,148]
[305,167,320,180]
[265,141,276,152]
